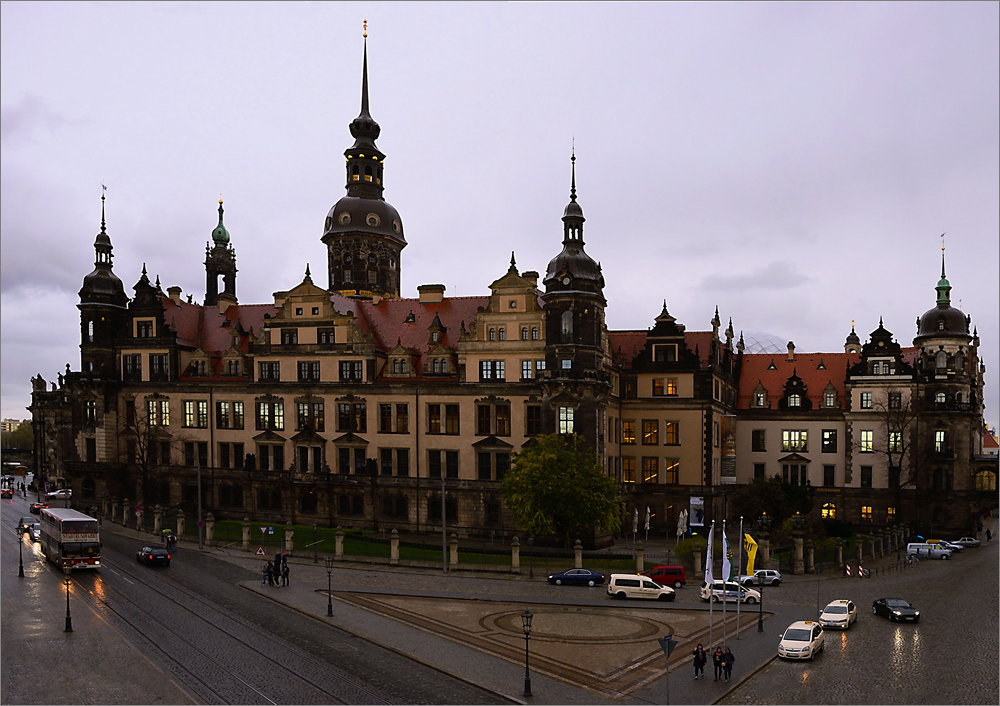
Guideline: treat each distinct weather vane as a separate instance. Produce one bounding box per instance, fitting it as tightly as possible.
[363,19,367,38]
[941,232,946,252]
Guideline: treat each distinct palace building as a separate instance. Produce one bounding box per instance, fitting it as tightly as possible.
[29,36,996,540]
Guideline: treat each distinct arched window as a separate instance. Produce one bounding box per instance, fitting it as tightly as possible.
[393,359,400,374]
[489,328,496,341]
[498,328,506,341]
[821,503,836,519]
[521,327,528,340]
[440,359,448,373]
[788,394,801,407]
[975,470,997,491]
[935,350,948,369]
[87,320,94,343]
[531,327,539,340]
[432,359,440,373]
[935,392,946,404]
[560,311,573,341]
[401,360,408,374]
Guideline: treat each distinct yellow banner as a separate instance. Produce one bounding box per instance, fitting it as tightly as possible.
[743,533,758,574]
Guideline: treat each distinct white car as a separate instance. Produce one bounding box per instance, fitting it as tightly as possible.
[607,574,676,601]
[46,489,72,499]
[778,620,825,660]
[818,599,857,629]
[952,536,981,548]
[740,569,782,586]
[700,580,761,604]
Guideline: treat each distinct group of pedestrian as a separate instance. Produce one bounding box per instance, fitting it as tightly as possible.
[263,553,290,587]
[692,643,735,682]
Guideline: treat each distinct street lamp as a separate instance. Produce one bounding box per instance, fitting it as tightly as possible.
[313,524,318,565]
[756,512,771,633]
[325,556,334,617]
[528,536,534,580]
[63,567,73,632]
[521,608,533,697]
[18,530,25,578]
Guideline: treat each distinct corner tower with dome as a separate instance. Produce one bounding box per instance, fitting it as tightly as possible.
[321,25,406,300]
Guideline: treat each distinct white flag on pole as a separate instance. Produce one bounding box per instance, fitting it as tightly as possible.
[644,507,650,531]
[704,522,715,585]
[722,527,733,582]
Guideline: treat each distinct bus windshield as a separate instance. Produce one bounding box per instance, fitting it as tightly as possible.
[62,542,101,558]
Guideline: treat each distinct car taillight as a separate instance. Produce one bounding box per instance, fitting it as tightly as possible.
[166,555,170,559]
[148,555,153,559]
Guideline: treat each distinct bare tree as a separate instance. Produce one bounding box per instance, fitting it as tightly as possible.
[118,397,179,509]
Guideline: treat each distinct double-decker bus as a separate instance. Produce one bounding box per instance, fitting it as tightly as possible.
[39,508,101,570]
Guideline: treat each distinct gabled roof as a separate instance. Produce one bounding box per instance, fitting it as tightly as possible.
[162,298,276,354]
[738,352,860,409]
[607,330,716,369]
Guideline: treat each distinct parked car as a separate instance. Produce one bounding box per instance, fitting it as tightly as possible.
[29,502,48,515]
[642,565,686,588]
[607,574,675,601]
[906,542,952,559]
[46,488,72,499]
[136,546,171,567]
[872,598,919,622]
[17,516,35,533]
[740,569,782,587]
[778,620,825,660]
[547,568,605,586]
[1,488,12,499]
[700,580,761,604]
[952,536,981,548]
[818,599,858,629]
[927,539,964,552]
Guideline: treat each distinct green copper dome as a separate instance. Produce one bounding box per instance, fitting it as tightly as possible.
[212,200,230,245]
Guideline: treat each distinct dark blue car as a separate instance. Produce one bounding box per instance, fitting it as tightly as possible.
[547,568,605,586]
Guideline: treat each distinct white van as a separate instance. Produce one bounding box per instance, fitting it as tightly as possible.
[606,574,675,601]
[906,542,952,559]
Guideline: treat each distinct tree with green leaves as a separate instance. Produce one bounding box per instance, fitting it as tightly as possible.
[501,433,623,548]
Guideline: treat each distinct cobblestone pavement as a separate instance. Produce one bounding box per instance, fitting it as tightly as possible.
[720,519,1000,705]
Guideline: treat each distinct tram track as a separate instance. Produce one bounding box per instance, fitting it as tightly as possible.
[74,553,390,705]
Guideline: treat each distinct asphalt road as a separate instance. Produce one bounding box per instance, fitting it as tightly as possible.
[1,495,508,705]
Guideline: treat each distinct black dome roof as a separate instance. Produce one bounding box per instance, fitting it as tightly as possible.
[914,258,970,341]
[323,196,405,245]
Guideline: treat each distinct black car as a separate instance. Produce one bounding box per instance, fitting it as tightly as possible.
[29,502,48,514]
[136,546,171,567]
[1,488,13,499]
[547,568,606,586]
[17,516,35,533]
[872,598,919,622]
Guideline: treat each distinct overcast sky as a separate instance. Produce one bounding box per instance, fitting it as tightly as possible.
[2,2,997,430]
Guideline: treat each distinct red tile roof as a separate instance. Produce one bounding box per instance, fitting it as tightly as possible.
[983,430,999,450]
[162,299,277,353]
[607,330,716,368]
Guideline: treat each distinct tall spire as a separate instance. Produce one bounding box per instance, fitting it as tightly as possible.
[936,237,952,307]
[360,19,371,120]
[570,140,577,203]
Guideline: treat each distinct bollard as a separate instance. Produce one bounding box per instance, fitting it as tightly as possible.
[242,517,251,552]
[836,538,844,569]
[693,545,702,577]
[805,539,815,574]
[390,529,400,566]
[574,539,583,569]
[511,536,521,573]
[335,527,345,561]
[205,512,215,542]
[177,511,186,538]
[122,498,130,526]
[449,533,459,568]
[636,542,645,574]
[760,539,771,570]
[285,521,294,555]
[154,505,162,535]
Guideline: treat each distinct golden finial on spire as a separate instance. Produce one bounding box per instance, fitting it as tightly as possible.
[940,231,946,252]
[363,19,367,38]
[219,192,223,204]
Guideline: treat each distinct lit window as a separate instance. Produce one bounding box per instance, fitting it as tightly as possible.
[822,503,836,519]
[558,406,574,434]
[788,393,801,407]
[824,391,836,407]
[861,505,872,520]
[666,378,678,396]
[860,392,873,409]
[781,430,807,452]
[860,430,874,453]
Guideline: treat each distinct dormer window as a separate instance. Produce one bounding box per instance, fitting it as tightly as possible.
[754,392,766,407]
[431,332,440,342]
[824,391,836,408]
[788,394,801,407]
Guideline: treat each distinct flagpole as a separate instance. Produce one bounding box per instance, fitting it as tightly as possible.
[707,520,715,650]
[737,516,743,639]
[722,519,727,648]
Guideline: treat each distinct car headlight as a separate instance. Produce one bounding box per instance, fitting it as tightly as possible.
[914,611,919,616]
[892,610,902,615]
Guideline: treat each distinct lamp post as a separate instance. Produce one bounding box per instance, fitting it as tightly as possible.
[63,567,73,632]
[528,536,534,580]
[756,512,771,633]
[313,524,318,565]
[325,556,334,617]
[18,530,25,578]
[521,608,533,697]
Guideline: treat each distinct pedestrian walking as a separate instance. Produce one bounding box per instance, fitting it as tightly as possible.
[281,562,289,587]
[692,643,707,680]
[722,647,735,682]
[987,528,993,543]
[265,560,275,586]
[712,646,724,681]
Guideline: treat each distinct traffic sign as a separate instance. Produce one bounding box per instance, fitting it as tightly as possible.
[659,634,678,656]
[197,521,204,528]
[255,546,266,555]
[135,510,142,518]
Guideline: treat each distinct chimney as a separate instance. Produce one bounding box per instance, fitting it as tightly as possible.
[167,286,182,305]
[522,271,539,288]
[787,341,796,362]
[418,284,446,304]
